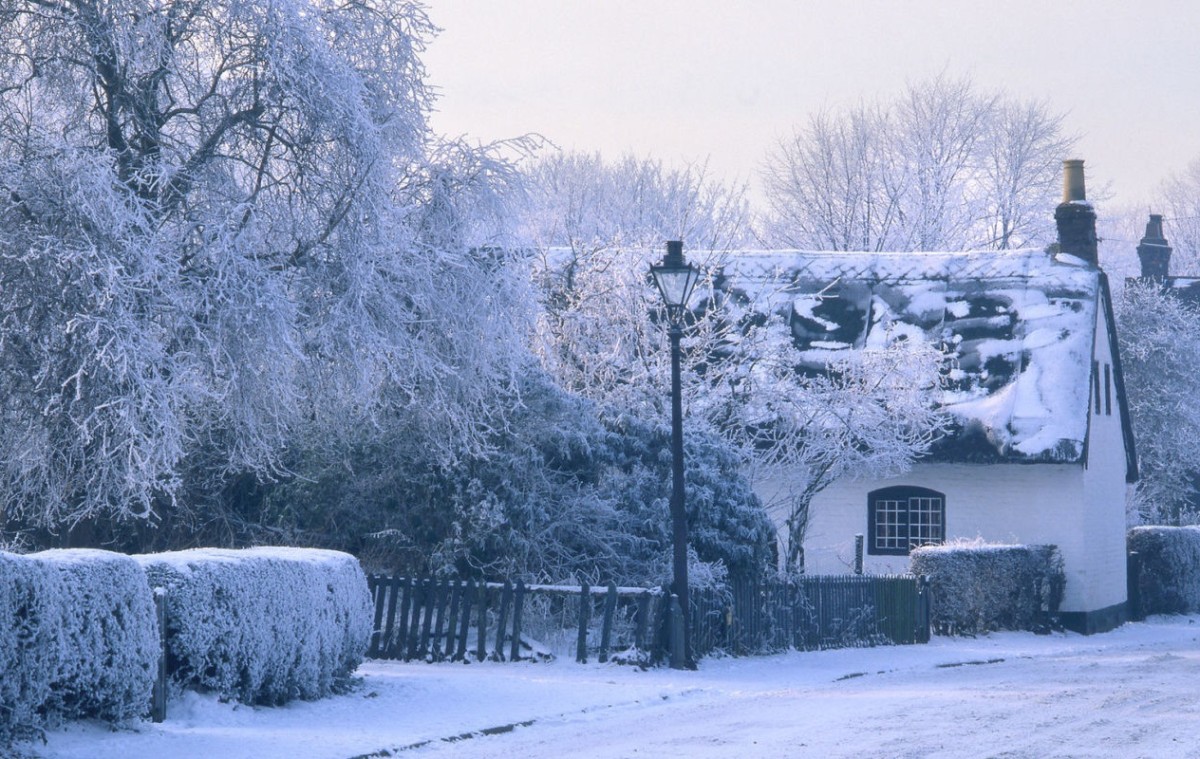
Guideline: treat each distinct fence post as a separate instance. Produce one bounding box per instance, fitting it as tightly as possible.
[368,575,384,656]
[151,588,168,723]
[404,579,423,661]
[509,580,526,662]
[396,577,415,660]
[455,580,474,662]
[668,594,685,669]
[635,592,651,653]
[854,534,864,575]
[494,581,513,661]
[444,580,461,660]
[381,577,402,659]
[916,575,931,644]
[430,580,449,661]
[599,583,618,663]
[1127,551,1142,622]
[576,581,591,663]
[475,580,489,662]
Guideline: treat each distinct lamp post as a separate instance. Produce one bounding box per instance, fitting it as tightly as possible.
[650,240,701,669]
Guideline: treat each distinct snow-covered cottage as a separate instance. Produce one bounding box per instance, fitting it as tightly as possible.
[722,161,1136,634]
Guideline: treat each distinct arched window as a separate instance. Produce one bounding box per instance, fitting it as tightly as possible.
[868,486,945,556]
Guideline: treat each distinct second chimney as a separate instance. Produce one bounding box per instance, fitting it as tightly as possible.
[1054,159,1098,266]
[1137,214,1172,279]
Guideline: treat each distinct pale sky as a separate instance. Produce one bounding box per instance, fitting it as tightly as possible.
[422,1,1200,210]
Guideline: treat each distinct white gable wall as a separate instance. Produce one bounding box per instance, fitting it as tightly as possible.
[1078,290,1130,613]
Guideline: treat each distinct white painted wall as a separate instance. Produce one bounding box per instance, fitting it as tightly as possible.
[761,462,1094,610]
[1078,292,1130,612]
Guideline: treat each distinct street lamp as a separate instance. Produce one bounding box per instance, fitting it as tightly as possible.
[650,240,700,669]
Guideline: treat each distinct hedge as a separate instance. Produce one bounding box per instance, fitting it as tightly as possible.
[1127,526,1200,616]
[136,547,372,705]
[911,543,1064,634]
[1,550,157,742]
[33,550,159,722]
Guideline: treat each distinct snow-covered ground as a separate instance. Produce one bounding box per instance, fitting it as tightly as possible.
[26,615,1200,759]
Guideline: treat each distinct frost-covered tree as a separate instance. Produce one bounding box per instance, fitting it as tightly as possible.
[1116,280,1200,525]
[695,309,950,572]
[0,0,533,540]
[264,367,775,584]
[522,151,751,416]
[513,152,782,578]
[762,75,1075,252]
[521,151,947,573]
[1158,156,1200,274]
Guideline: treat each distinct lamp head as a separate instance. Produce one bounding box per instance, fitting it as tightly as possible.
[650,240,700,322]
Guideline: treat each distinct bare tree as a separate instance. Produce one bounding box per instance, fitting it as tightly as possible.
[693,307,950,572]
[520,151,751,416]
[761,75,1077,253]
[1158,156,1200,274]
[977,99,1075,249]
[761,105,906,252]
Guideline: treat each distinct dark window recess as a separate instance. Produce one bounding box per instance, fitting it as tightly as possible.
[1093,360,1102,415]
[867,486,946,556]
[1104,363,1112,416]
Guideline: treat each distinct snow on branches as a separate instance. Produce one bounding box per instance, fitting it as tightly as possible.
[1117,280,1200,525]
[761,74,1076,253]
[0,0,534,531]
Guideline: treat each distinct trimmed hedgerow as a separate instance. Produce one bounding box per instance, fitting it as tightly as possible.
[1128,526,1200,616]
[32,549,158,723]
[911,543,1064,635]
[1,549,157,743]
[0,552,60,742]
[135,547,372,705]
[32,552,157,725]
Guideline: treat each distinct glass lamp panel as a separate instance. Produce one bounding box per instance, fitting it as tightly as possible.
[652,264,701,309]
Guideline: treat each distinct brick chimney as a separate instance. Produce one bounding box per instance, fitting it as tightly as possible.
[1136,213,1172,279]
[1054,159,1098,266]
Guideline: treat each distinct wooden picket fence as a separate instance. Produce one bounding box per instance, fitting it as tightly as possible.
[365,576,663,663]
[367,573,930,664]
[691,574,930,656]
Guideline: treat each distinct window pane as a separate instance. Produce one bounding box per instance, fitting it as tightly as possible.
[875,498,906,550]
[908,496,944,547]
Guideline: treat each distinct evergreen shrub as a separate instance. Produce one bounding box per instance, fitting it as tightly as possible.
[1128,526,1200,615]
[136,547,371,705]
[911,543,1064,634]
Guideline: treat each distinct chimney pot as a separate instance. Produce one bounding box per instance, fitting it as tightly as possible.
[1062,159,1087,203]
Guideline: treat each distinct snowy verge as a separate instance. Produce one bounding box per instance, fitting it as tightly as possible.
[135,547,372,705]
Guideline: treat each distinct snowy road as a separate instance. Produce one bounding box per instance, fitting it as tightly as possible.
[30,616,1200,759]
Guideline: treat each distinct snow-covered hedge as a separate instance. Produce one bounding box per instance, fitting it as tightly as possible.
[32,550,158,721]
[1,550,156,741]
[1128,526,1200,615]
[910,543,1064,634]
[136,548,372,705]
[0,552,59,740]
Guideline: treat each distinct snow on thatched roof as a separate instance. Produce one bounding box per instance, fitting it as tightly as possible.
[717,248,1104,464]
